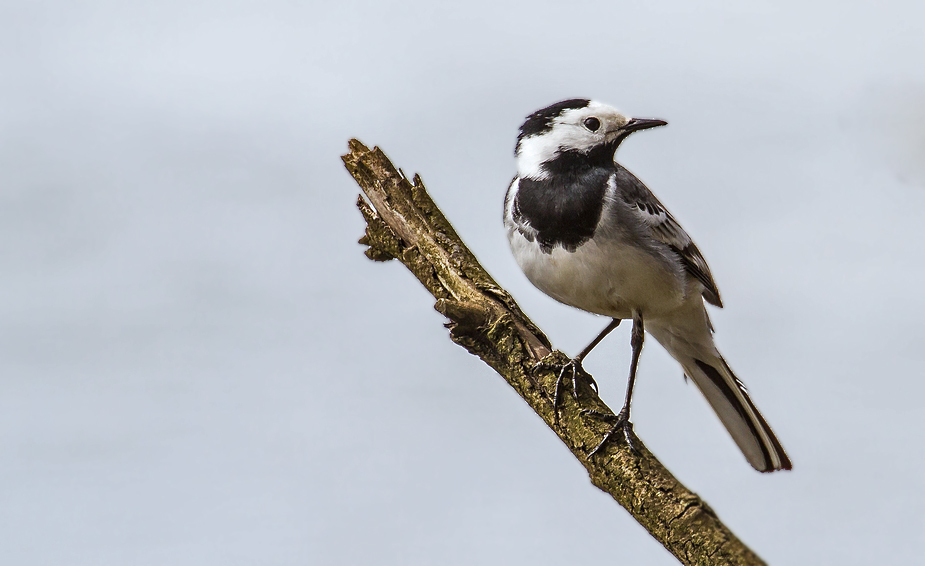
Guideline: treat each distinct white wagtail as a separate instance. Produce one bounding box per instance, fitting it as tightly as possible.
[503,99,791,472]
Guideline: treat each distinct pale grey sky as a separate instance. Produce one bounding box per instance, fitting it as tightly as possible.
[1,1,923,564]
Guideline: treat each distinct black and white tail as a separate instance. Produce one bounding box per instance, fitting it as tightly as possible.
[648,313,792,472]
[683,355,791,472]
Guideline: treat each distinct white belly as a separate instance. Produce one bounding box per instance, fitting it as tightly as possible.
[509,230,688,320]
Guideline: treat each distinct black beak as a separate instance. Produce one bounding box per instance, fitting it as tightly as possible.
[623,118,668,132]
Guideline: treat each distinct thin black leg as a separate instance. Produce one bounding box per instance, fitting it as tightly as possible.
[576,318,622,362]
[621,314,645,417]
[553,318,621,409]
[588,313,644,457]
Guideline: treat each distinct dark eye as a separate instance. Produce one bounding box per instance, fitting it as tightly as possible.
[583,117,601,131]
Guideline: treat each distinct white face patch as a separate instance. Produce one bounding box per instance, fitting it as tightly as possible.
[516,101,630,179]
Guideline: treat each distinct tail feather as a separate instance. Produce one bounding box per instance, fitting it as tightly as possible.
[686,357,791,472]
[647,304,791,472]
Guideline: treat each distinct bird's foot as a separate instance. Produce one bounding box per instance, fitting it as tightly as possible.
[553,357,598,409]
[583,407,637,457]
[533,356,598,412]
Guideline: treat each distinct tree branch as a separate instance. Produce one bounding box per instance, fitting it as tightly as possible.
[342,139,767,566]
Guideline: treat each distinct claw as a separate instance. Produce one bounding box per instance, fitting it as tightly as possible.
[553,358,597,410]
[586,408,638,457]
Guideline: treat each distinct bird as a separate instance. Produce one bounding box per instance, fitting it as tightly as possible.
[503,98,791,472]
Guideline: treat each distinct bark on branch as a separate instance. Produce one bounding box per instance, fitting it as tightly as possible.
[342,139,767,566]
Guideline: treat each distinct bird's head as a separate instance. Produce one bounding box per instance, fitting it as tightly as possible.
[515,99,666,179]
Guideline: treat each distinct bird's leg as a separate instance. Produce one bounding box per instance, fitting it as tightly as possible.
[553,318,621,409]
[587,314,644,457]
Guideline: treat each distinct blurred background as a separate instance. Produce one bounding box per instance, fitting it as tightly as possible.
[2,1,923,564]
